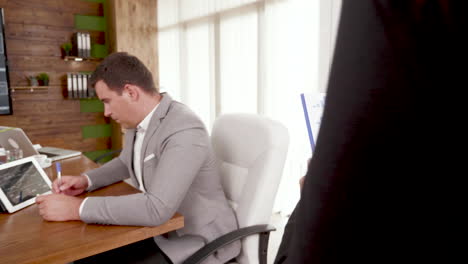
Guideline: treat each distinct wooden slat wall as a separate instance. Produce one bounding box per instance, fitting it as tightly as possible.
[0,0,110,152]
[106,0,159,150]
[109,0,159,86]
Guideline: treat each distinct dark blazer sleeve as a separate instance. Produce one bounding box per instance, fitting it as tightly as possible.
[276,1,465,263]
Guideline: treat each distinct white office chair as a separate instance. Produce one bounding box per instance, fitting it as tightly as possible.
[183,113,289,264]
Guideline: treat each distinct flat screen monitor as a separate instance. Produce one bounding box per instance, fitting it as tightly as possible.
[0,8,12,115]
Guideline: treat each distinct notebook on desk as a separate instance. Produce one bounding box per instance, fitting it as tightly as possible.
[0,126,81,161]
[38,146,81,161]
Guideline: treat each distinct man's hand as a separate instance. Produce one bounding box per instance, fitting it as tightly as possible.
[299,176,306,190]
[52,175,88,196]
[36,194,83,221]
[299,158,311,191]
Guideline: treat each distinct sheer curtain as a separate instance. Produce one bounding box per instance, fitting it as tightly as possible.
[262,0,319,214]
[219,6,258,114]
[185,20,213,127]
[158,0,339,215]
[158,28,182,100]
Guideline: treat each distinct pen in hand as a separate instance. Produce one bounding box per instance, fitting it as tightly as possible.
[56,162,62,193]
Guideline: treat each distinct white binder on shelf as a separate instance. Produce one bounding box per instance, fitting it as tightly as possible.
[82,73,88,98]
[82,33,87,58]
[79,32,84,58]
[85,33,91,58]
[77,74,83,98]
[67,73,72,99]
[72,74,77,99]
[76,32,81,57]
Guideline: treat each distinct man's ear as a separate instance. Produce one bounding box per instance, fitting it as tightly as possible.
[123,84,139,101]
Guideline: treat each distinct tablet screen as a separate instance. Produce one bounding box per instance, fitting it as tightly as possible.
[0,157,51,212]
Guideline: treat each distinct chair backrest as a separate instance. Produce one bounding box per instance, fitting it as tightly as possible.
[211,113,289,264]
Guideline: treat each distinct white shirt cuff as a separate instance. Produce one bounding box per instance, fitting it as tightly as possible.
[79,197,88,217]
[79,174,93,217]
[82,173,93,190]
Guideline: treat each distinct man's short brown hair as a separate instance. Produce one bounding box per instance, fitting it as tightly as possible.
[90,52,158,95]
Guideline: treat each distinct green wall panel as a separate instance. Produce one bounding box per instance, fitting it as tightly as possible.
[74,15,107,31]
[82,124,111,139]
[77,0,111,162]
[91,43,108,58]
[80,98,103,113]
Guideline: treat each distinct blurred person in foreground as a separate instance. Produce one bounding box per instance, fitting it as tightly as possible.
[275,1,465,263]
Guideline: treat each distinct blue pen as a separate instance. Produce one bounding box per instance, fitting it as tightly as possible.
[56,162,62,185]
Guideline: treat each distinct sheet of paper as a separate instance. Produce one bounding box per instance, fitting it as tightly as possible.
[301,93,326,152]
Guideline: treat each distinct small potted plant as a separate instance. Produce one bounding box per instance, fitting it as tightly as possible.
[61,42,72,57]
[36,73,49,86]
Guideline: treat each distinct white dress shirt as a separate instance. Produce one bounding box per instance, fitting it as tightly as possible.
[79,103,159,216]
[133,103,159,192]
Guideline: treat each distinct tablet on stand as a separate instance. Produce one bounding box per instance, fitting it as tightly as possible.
[0,157,52,213]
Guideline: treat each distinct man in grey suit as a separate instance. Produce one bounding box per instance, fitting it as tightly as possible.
[36,52,241,264]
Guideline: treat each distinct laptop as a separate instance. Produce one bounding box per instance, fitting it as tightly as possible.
[0,126,81,161]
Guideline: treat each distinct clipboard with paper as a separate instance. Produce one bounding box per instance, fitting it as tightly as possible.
[300,93,326,153]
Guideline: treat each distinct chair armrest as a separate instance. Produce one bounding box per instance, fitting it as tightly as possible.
[93,149,122,164]
[182,224,276,264]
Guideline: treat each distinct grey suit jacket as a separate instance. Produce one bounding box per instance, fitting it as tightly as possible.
[81,93,241,264]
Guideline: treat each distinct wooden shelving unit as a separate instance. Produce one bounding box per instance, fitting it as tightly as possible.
[0,0,109,156]
[10,86,50,92]
[63,56,102,62]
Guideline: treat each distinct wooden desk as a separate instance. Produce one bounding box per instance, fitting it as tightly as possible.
[0,155,184,264]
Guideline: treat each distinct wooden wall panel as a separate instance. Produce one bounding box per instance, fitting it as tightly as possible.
[3,0,102,15]
[0,0,109,153]
[109,0,159,87]
[106,0,159,150]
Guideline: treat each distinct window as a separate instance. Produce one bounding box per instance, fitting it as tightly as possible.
[158,0,339,214]
[219,7,258,114]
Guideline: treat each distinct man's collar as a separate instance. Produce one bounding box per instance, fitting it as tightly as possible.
[136,102,159,132]
[128,93,172,133]
[150,92,172,121]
